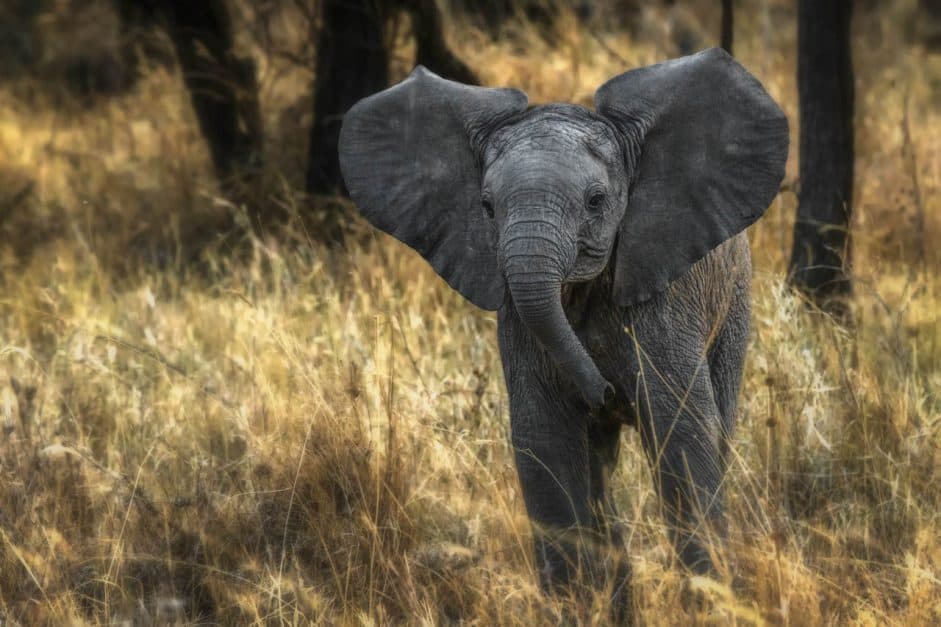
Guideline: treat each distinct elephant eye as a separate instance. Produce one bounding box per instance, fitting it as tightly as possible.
[586,191,606,213]
[481,197,495,220]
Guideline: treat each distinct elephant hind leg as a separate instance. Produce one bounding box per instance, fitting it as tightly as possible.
[708,277,750,460]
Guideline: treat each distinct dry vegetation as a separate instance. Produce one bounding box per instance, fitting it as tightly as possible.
[1,0,940,624]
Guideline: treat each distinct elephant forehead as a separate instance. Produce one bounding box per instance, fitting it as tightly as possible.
[485,104,621,168]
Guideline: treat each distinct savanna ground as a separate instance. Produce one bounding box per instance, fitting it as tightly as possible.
[0,0,940,624]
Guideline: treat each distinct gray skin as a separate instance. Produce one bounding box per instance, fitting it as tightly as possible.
[339,48,788,608]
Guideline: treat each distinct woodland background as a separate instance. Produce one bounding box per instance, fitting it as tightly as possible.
[0,0,939,624]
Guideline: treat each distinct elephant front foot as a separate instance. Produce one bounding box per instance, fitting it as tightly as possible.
[531,527,634,623]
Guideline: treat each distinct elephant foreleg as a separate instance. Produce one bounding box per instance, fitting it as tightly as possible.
[500,309,618,598]
[511,402,595,593]
[635,359,728,574]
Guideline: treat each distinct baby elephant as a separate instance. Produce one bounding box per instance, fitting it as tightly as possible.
[339,48,787,606]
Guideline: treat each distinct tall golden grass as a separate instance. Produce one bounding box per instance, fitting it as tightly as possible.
[0,0,939,623]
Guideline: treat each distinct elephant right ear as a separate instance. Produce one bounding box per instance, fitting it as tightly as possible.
[339,67,528,311]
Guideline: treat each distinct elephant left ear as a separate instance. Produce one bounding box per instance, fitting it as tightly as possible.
[595,48,789,306]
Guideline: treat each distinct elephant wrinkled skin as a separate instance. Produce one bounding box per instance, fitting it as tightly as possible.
[338,48,788,613]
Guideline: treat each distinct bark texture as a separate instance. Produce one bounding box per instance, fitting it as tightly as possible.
[721,0,734,54]
[307,0,389,198]
[921,0,941,50]
[408,0,478,85]
[789,0,854,312]
[117,0,264,207]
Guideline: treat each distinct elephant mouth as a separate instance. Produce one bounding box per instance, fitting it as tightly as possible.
[568,233,616,282]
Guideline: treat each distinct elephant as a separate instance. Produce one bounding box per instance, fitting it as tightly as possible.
[338,48,788,610]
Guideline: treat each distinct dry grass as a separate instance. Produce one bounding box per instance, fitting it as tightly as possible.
[0,0,940,624]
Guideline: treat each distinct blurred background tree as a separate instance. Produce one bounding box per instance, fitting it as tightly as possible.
[115,0,266,216]
[788,0,855,316]
[922,0,941,50]
[307,0,478,244]
[306,0,388,228]
[721,0,733,53]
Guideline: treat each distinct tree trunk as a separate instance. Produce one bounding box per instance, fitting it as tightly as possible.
[115,0,264,222]
[154,1,264,205]
[407,0,477,85]
[721,0,733,54]
[921,0,941,51]
[454,0,567,36]
[789,0,854,314]
[307,0,388,246]
[455,0,515,34]
[114,0,175,80]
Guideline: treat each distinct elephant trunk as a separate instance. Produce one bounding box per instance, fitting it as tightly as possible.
[503,235,613,410]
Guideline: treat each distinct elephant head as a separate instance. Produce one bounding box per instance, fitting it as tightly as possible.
[339,49,788,410]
